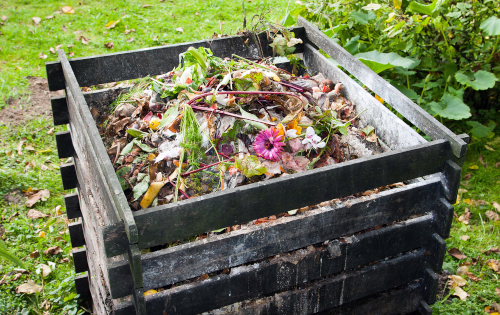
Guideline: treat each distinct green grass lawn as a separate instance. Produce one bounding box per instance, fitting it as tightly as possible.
[1,0,500,314]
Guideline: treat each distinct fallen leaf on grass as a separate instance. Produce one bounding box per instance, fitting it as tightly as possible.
[493,302,500,313]
[38,264,51,278]
[45,15,54,19]
[486,210,499,222]
[1,15,7,21]
[38,52,47,59]
[496,287,500,296]
[27,209,48,219]
[25,145,34,151]
[469,165,479,170]
[457,265,469,275]
[466,272,481,282]
[16,281,42,294]
[485,145,496,151]
[32,17,41,25]
[461,235,470,241]
[448,274,467,287]
[479,155,487,168]
[104,42,114,49]
[464,173,471,180]
[17,139,25,155]
[142,4,152,8]
[175,27,184,33]
[153,35,159,42]
[25,189,50,207]
[61,6,74,14]
[452,286,469,301]
[68,52,75,57]
[67,44,74,48]
[493,202,500,212]
[49,47,56,54]
[126,37,134,42]
[486,259,500,272]
[38,231,46,238]
[496,162,500,168]
[458,188,468,194]
[40,164,48,171]
[449,248,467,260]
[30,250,39,259]
[43,246,62,256]
[79,36,90,45]
[458,207,471,225]
[105,19,120,29]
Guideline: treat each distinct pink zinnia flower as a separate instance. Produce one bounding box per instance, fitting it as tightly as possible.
[253,127,285,162]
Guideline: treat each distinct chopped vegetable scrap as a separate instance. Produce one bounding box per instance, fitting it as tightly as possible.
[93,41,384,211]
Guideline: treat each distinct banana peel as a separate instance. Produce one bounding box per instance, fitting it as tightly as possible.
[140,180,167,209]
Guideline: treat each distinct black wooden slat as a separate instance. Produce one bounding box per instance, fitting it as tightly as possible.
[46,28,305,91]
[107,178,443,299]
[102,139,452,257]
[60,162,77,190]
[426,233,446,272]
[116,250,428,315]
[74,272,91,299]
[64,192,82,219]
[432,198,454,239]
[51,96,69,126]
[58,50,138,245]
[422,267,439,305]
[69,221,85,248]
[441,160,462,203]
[55,131,74,159]
[73,247,89,273]
[417,300,433,315]
[297,17,467,159]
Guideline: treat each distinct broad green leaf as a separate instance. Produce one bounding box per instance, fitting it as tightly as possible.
[126,128,149,138]
[116,166,132,190]
[133,175,150,201]
[238,106,267,130]
[393,83,419,100]
[158,104,179,129]
[351,11,376,25]
[332,24,349,33]
[344,35,365,55]
[0,240,27,269]
[429,94,471,120]
[446,11,461,18]
[362,3,381,11]
[480,16,500,36]
[355,50,416,73]
[408,0,445,16]
[234,155,267,177]
[455,71,498,90]
[466,121,496,138]
[280,13,296,27]
[121,139,155,156]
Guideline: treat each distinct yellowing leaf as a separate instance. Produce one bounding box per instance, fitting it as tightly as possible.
[463,198,472,205]
[105,19,121,29]
[393,0,402,9]
[386,12,396,23]
[449,275,467,287]
[454,195,461,205]
[375,94,384,103]
[469,165,479,170]
[38,231,46,238]
[16,281,43,294]
[452,286,469,301]
[62,6,75,14]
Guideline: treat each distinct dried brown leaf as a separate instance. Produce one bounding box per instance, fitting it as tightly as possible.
[126,37,134,42]
[61,6,74,14]
[493,202,500,213]
[452,286,469,301]
[458,207,471,225]
[38,52,47,60]
[1,15,7,21]
[16,281,43,294]
[486,259,500,272]
[25,189,50,207]
[46,15,54,19]
[457,265,469,275]
[32,17,41,25]
[479,155,487,168]
[464,173,471,180]
[39,264,51,278]
[486,210,499,222]
[465,272,481,282]
[142,4,152,7]
[153,35,159,42]
[175,27,184,33]
[30,250,40,259]
[460,235,470,241]
[49,47,56,54]
[496,162,500,168]
[104,42,114,49]
[27,209,48,219]
[449,248,467,260]
[17,139,25,155]
[43,246,62,256]
[68,52,75,57]
[496,287,500,297]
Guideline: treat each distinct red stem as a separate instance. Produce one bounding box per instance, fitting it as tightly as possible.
[191,105,276,126]
[181,158,234,177]
[168,178,190,199]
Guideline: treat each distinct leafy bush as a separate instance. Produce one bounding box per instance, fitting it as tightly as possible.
[289,0,499,137]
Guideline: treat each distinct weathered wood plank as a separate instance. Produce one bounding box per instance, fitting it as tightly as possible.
[441,160,462,203]
[60,162,77,190]
[55,131,74,159]
[74,272,91,299]
[302,43,425,151]
[103,139,453,257]
[107,178,443,298]
[73,248,89,273]
[59,50,138,245]
[69,221,85,248]
[432,198,454,239]
[116,250,428,314]
[51,95,69,126]
[426,233,446,272]
[297,17,467,158]
[64,192,81,219]
[46,28,305,91]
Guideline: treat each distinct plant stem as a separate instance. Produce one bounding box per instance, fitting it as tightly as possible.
[188,90,303,106]
[232,54,277,72]
[439,28,453,63]
[181,158,234,177]
[418,80,429,107]
[486,35,499,64]
[191,105,276,126]
[366,25,373,43]
[406,75,410,89]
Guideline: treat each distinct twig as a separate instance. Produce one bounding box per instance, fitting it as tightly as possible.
[168,177,190,199]
[181,158,234,177]
[191,105,276,126]
[113,143,121,166]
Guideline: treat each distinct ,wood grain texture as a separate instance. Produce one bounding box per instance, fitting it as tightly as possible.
[69,221,85,248]
[55,131,74,159]
[102,139,453,257]
[297,17,467,159]
[111,214,441,310]
[64,192,81,219]
[115,250,429,315]
[46,28,305,91]
[60,162,77,190]
[302,43,425,151]
[73,248,89,273]
[107,178,444,298]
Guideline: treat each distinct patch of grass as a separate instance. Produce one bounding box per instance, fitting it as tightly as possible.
[432,135,500,314]
[0,0,296,108]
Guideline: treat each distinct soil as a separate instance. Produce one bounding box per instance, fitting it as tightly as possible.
[0,77,64,126]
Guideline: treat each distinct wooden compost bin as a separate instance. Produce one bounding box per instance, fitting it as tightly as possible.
[46,18,468,315]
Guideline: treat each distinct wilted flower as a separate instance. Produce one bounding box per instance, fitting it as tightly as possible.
[302,127,326,150]
[253,127,285,162]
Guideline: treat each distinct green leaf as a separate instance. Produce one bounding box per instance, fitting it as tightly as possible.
[234,155,267,177]
[361,125,374,135]
[126,128,149,138]
[408,0,445,16]
[393,83,419,100]
[429,94,471,120]
[446,11,461,19]
[0,240,26,269]
[132,175,150,201]
[455,70,498,90]
[355,50,416,73]
[361,3,381,11]
[238,106,267,130]
[351,11,376,25]
[466,121,496,138]
[344,35,363,55]
[280,13,296,27]
[233,78,256,91]
[116,166,131,190]
[212,227,226,233]
[480,16,500,36]
[158,104,179,129]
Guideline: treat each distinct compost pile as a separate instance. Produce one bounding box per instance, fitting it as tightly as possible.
[95,44,382,211]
